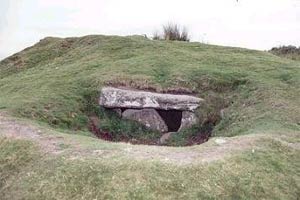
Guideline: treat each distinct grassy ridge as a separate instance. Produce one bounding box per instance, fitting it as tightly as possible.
[0,136,299,199]
[0,35,299,199]
[0,35,299,137]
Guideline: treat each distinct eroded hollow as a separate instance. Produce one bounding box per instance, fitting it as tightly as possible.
[87,86,229,146]
[88,105,222,147]
[157,110,182,132]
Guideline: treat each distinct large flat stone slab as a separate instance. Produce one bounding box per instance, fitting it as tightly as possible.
[99,87,204,111]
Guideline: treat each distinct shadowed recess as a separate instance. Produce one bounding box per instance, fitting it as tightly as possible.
[157,110,182,132]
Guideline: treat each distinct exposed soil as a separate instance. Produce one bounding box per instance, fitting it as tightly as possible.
[87,114,214,146]
[2,112,298,165]
[88,116,113,141]
[104,80,197,95]
[186,123,213,146]
[0,112,66,154]
[82,84,228,147]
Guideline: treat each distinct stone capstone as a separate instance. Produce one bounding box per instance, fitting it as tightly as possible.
[99,87,204,133]
[99,87,203,111]
[122,109,168,133]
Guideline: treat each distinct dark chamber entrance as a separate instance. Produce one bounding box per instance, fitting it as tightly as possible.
[157,110,182,132]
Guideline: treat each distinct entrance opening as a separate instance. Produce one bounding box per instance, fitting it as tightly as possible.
[157,110,182,132]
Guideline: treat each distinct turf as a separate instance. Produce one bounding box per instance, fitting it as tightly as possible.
[0,35,299,138]
[0,35,299,199]
[0,136,299,200]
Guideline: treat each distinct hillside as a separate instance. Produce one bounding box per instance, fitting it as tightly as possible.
[1,35,299,138]
[0,35,299,199]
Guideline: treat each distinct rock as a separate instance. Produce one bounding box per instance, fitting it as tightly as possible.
[220,109,225,119]
[159,132,176,144]
[122,109,168,132]
[179,111,199,131]
[215,138,226,145]
[99,87,204,111]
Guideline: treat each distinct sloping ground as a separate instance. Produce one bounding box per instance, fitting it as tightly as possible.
[0,35,300,198]
[0,35,299,139]
[0,112,272,164]
[0,112,299,199]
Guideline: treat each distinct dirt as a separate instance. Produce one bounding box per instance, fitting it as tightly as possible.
[88,116,114,141]
[0,112,66,154]
[0,112,298,165]
[88,112,214,146]
[104,80,196,95]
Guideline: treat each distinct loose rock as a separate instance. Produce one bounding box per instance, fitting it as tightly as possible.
[215,138,226,145]
[159,132,176,144]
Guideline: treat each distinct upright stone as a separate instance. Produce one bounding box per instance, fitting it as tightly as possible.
[179,111,199,131]
[122,109,168,133]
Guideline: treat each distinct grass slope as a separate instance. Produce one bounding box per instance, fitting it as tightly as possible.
[0,35,300,199]
[0,135,299,200]
[0,35,299,138]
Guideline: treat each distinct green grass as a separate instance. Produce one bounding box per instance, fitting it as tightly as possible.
[96,108,162,143]
[0,35,299,198]
[0,35,299,139]
[0,137,39,190]
[0,136,299,200]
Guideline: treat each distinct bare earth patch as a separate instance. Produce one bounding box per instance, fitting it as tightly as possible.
[0,112,298,165]
[0,112,66,154]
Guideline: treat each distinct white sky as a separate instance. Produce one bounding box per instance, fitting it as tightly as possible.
[0,0,300,60]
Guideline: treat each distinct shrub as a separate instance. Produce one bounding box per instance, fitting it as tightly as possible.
[269,45,300,60]
[153,23,190,42]
[152,31,161,40]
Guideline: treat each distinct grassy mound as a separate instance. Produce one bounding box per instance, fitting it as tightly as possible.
[0,35,299,144]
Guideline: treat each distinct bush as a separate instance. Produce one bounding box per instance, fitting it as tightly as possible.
[152,31,161,40]
[153,23,190,42]
[270,45,300,55]
[269,45,300,60]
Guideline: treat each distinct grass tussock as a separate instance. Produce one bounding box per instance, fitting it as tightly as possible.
[153,23,190,42]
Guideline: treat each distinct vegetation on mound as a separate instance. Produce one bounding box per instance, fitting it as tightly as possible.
[269,45,300,61]
[153,23,190,41]
[89,108,162,144]
[0,136,299,199]
[0,35,299,145]
[0,137,39,189]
